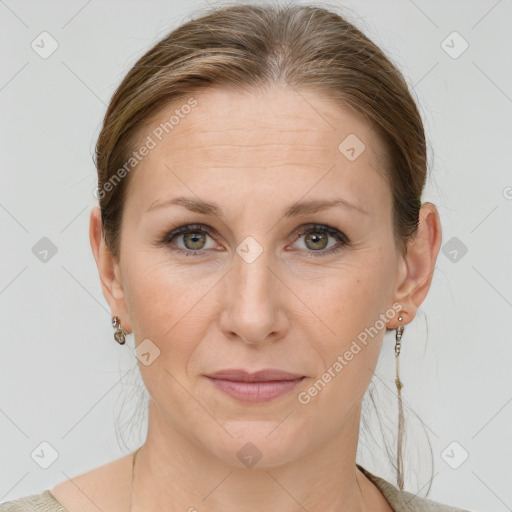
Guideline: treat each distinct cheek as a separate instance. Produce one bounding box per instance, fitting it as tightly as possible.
[323,262,390,334]
[123,263,174,338]
[122,254,217,361]
[123,249,186,326]
[300,275,388,423]
[311,252,394,381]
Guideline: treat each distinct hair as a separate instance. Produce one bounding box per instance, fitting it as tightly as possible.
[95,0,433,494]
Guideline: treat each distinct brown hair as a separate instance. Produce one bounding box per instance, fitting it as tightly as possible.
[95,1,432,493]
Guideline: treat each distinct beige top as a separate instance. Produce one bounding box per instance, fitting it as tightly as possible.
[0,464,472,512]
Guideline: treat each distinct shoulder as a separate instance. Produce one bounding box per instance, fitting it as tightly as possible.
[0,490,69,511]
[357,464,474,512]
[1,453,133,512]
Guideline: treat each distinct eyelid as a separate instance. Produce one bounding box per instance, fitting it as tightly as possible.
[293,222,348,240]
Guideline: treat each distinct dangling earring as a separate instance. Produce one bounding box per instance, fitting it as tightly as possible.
[112,315,126,345]
[395,310,407,490]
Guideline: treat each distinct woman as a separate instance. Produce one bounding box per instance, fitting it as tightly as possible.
[1,3,473,511]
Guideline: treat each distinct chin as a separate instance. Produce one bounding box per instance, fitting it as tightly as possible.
[200,421,308,469]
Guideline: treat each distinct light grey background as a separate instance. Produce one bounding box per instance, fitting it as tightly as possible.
[1,1,511,511]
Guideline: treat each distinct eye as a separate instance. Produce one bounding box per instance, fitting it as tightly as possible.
[161,223,218,256]
[291,223,350,258]
[160,223,350,258]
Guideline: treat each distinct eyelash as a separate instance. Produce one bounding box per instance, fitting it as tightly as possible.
[160,223,350,258]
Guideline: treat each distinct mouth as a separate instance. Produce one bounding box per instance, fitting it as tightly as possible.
[204,369,306,403]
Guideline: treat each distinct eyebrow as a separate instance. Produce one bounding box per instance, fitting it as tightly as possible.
[145,196,368,217]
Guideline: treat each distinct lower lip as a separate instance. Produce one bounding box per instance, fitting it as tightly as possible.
[206,377,305,403]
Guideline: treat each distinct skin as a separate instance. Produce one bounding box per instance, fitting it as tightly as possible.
[52,84,441,512]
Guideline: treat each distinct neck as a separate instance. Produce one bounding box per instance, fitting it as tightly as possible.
[129,400,373,512]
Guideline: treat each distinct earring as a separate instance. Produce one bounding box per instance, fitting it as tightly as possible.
[395,311,406,389]
[395,309,407,490]
[112,315,126,345]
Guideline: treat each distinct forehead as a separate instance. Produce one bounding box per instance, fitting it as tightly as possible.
[125,84,391,218]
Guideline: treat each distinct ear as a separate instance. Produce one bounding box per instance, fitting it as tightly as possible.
[388,202,442,328]
[89,206,132,333]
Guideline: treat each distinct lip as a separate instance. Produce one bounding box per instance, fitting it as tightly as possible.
[206,368,305,382]
[205,369,306,403]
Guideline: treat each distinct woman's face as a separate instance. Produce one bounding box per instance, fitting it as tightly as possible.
[95,84,420,467]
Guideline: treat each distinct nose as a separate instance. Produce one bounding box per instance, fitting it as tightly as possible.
[218,248,288,346]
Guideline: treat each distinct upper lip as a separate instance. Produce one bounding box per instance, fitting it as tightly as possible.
[205,369,305,382]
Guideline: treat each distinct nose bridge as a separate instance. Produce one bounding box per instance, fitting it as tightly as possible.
[233,239,274,309]
[222,238,283,343]
[229,208,276,296]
